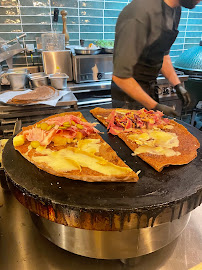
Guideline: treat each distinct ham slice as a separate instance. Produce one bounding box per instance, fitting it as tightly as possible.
[22,114,100,147]
[23,127,57,146]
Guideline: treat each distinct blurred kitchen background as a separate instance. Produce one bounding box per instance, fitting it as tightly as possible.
[0,0,201,68]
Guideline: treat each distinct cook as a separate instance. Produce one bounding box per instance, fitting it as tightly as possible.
[112,0,200,116]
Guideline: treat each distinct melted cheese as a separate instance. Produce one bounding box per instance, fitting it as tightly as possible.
[32,146,132,175]
[77,139,101,154]
[128,129,181,157]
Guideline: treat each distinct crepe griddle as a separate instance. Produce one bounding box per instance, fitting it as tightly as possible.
[2,111,202,231]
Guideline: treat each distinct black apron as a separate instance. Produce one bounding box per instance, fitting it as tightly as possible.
[111,0,179,109]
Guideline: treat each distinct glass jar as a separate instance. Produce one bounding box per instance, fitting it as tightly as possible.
[41,33,65,51]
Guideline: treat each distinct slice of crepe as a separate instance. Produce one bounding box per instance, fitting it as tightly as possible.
[13,111,138,182]
[90,107,200,172]
[8,86,57,105]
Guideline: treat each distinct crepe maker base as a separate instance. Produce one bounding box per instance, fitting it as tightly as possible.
[2,112,202,233]
[30,211,190,259]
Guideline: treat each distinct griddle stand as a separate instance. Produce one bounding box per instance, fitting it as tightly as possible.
[30,211,191,259]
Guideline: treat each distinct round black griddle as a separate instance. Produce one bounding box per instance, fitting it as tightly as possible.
[2,110,202,230]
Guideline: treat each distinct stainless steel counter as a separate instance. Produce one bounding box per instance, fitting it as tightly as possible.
[0,187,201,270]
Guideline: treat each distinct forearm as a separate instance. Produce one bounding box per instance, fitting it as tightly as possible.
[112,75,157,109]
[161,55,180,86]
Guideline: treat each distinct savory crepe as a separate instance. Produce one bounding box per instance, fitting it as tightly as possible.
[8,86,57,105]
[90,107,200,172]
[13,111,138,182]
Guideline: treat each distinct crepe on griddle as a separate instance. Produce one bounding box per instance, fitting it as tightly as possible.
[8,86,57,105]
[90,107,200,172]
[13,111,138,182]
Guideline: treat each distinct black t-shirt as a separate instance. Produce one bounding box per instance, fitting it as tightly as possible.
[113,0,181,78]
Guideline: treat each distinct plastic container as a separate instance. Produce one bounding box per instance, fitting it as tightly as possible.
[41,33,65,51]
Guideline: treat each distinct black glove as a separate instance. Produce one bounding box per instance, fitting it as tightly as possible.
[154,103,179,117]
[174,83,191,108]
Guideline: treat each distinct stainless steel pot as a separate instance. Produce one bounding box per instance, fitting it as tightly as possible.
[28,72,48,88]
[49,73,69,90]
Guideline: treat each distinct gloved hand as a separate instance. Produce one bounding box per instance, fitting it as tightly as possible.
[154,103,179,117]
[174,83,191,107]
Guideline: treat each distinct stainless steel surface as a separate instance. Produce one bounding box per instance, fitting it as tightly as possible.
[66,81,112,106]
[68,80,111,92]
[73,54,113,83]
[42,50,73,81]
[7,72,27,90]
[0,187,201,269]
[28,72,48,88]
[74,47,102,55]
[157,74,189,85]
[49,73,69,89]
[77,97,111,106]
[31,212,191,259]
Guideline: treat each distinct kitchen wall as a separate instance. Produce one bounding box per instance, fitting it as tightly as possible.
[0,0,202,67]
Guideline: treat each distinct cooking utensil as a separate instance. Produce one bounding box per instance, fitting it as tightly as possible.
[74,46,101,55]
[49,73,69,90]
[28,72,48,88]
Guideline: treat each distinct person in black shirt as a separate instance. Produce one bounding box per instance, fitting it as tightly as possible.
[112,0,200,116]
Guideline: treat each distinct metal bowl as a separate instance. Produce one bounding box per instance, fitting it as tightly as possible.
[74,47,101,55]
